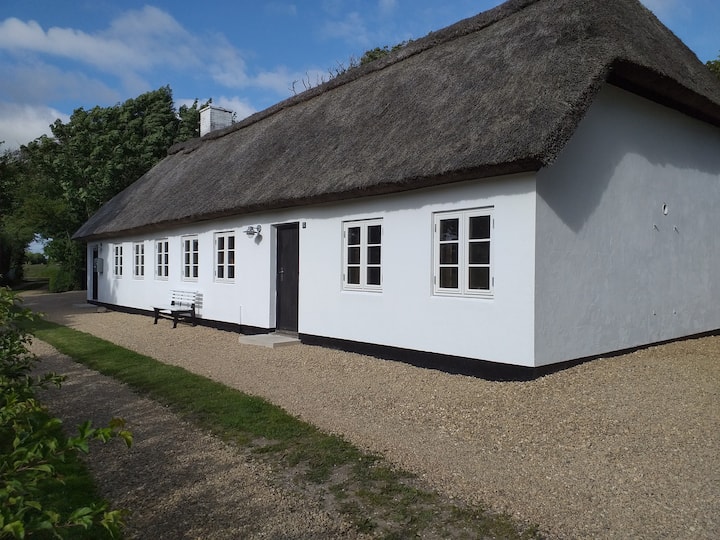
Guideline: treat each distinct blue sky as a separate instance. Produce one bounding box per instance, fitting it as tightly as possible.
[1,0,718,151]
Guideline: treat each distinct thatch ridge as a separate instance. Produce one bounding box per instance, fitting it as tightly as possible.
[74,0,720,241]
[168,0,537,157]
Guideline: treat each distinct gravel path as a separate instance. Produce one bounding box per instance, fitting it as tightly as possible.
[23,290,720,539]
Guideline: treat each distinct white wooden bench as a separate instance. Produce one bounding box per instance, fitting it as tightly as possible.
[153,290,200,328]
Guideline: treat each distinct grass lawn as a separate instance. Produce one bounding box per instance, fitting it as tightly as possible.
[22,263,59,281]
[31,318,542,539]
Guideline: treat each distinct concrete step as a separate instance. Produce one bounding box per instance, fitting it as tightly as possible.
[237,332,300,349]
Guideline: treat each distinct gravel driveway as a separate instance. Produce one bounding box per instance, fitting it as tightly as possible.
[23,290,720,539]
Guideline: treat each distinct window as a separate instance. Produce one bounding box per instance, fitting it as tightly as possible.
[433,208,493,296]
[182,236,199,280]
[155,239,169,279]
[343,219,382,291]
[133,243,145,278]
[113,244,123,277]
[215,232,235,281]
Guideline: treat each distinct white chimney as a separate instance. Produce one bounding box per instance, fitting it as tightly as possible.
[199,105,234,137]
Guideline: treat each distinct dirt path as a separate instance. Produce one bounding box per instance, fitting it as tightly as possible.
[23,290,720,539]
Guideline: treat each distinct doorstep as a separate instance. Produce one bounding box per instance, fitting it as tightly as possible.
[237,332,300,349]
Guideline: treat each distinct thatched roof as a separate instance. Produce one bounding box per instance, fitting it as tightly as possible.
[74,0,720,241]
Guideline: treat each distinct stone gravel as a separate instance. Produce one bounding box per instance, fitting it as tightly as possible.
[23,290,720,539]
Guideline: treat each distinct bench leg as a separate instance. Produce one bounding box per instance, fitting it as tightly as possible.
[173,313,179,329]
[153,308,160,325]
[191,307,196,326]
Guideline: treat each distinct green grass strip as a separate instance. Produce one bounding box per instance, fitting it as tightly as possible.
[31,318,541,539]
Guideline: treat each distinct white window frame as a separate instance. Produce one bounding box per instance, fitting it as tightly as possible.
[113,244,123,278]
[155,239,169,280]
[214,231,236,282]
[342,218,382,292]
[133,242,145,278]
[433,208,493,297]
[181,235,199,281]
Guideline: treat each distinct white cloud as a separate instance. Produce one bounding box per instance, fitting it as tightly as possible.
[214,97,257,121]
[209,42,251,88]
[0,8,206,93]
[378,0,398,15]
[0,61,120,105]
[0,17,143,75]
[175,96,257,123]
[321,12,371,47]
[0,8,305,99]
[101,6,201,72]
[0,102,69,150]
[255,67,322,95]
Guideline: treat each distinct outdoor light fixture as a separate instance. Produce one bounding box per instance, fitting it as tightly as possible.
[244,225,262,237]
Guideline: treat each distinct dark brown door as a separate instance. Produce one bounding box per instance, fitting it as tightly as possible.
[276,223,299,332]
[91,246,99,301]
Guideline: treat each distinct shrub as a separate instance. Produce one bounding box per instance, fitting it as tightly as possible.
[0,287,131,538]
[47,267,76,293]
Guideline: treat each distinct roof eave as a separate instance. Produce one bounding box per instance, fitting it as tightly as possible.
[72,158,543,242]
[609,60,720,128]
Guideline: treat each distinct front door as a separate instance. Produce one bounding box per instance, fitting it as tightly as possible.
[91,246,99,301]
[276,223,299,332]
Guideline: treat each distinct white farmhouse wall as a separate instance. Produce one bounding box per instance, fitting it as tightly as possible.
[88,216,278,328]
[299,176,537,366]
[535,84,720,366]
[87,174,537,366]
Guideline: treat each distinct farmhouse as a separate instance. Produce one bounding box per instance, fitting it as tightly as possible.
[73,0,720,369]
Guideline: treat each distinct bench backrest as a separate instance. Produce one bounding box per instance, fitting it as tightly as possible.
[170,290,199,308]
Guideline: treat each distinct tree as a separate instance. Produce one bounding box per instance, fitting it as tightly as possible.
[2,87,208,290]
[707,54,720,80]
[175,98,208,143]
[0,147,35,284]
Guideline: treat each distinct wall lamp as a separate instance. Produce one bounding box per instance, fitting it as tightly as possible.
[244,225,262,237]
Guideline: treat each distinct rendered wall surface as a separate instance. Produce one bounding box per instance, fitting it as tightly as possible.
[299,176,537,366]
[87,174,538,366]
[88,212,285,329]
[535,84,720,366]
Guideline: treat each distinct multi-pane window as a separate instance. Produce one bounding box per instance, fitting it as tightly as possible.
[133,243,145,278]
[113,245,123,277]
[182,236,199,280]
[343,219,382,291]
[155,239,169,279]
[434,208,493,296]
[215,232,236,281]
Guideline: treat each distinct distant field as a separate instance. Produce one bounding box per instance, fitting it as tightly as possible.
[23,262,59,280]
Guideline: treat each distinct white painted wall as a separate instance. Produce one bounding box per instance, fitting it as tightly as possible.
[300,176,537,366]
[535,84,720,366]
[88,215,278,328]
[87,174,538,366]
